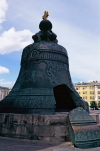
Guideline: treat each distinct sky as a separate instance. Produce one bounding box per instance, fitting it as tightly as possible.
[0,0,100,87]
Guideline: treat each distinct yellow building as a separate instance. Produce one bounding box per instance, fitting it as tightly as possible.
[74,81,100,106]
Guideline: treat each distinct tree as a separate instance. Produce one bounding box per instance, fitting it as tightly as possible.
[98,101,100,108]
[90,101,98,110]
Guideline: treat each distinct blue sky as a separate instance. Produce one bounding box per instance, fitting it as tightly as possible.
[0,0,100,87]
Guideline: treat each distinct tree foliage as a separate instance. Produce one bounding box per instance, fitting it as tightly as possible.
[90,101,97,109]
[98,101,100,108]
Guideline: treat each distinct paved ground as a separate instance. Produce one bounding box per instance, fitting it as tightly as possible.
[0,136,100,151]
[90,110,100,114]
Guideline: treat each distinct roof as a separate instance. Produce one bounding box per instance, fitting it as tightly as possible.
[0,86,11,90]
[74,81,100,86]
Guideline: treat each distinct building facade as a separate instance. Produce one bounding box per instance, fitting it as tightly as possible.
[0,86,11,102]
[74,81,100,106]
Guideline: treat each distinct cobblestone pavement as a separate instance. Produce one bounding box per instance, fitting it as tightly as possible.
[0,137,100,151]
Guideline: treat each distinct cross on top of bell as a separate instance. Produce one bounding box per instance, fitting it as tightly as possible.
[42,11,49,20]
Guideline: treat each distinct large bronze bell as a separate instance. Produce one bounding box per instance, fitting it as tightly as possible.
[0,14,89,113]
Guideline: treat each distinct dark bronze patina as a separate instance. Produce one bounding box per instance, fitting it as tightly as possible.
[0,12,89,113]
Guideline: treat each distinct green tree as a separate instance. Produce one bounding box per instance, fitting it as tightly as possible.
[90,101,97,110]
[98,101,100,108]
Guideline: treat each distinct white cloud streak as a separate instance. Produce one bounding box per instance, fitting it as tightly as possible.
[0,27,33,54]
[0,79,13,86]
[0,66,9,74]
[0,0,8,23]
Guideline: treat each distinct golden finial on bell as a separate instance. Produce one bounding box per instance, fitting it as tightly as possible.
[42,11,49,20]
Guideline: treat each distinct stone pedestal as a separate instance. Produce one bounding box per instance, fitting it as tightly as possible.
[0,112,70,142]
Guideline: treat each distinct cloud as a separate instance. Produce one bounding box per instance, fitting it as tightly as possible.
[0,79,13,86]
[0,1,33,54]
[0,27,33,54]
[0,0,8,23]
[0,66,9,74]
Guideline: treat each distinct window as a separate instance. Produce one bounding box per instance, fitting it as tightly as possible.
[76,87,80,90]
[98,91,100,94]
[98,96,100,99]
[83,87,87,90]
[90,87,94,90]
[90,91,94,94]
[83,91,87,94]
[83,96,87,100]
[98,86,100,89]
[90,96,95,100]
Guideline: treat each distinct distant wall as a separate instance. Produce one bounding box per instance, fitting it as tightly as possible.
[0,87,11,101]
